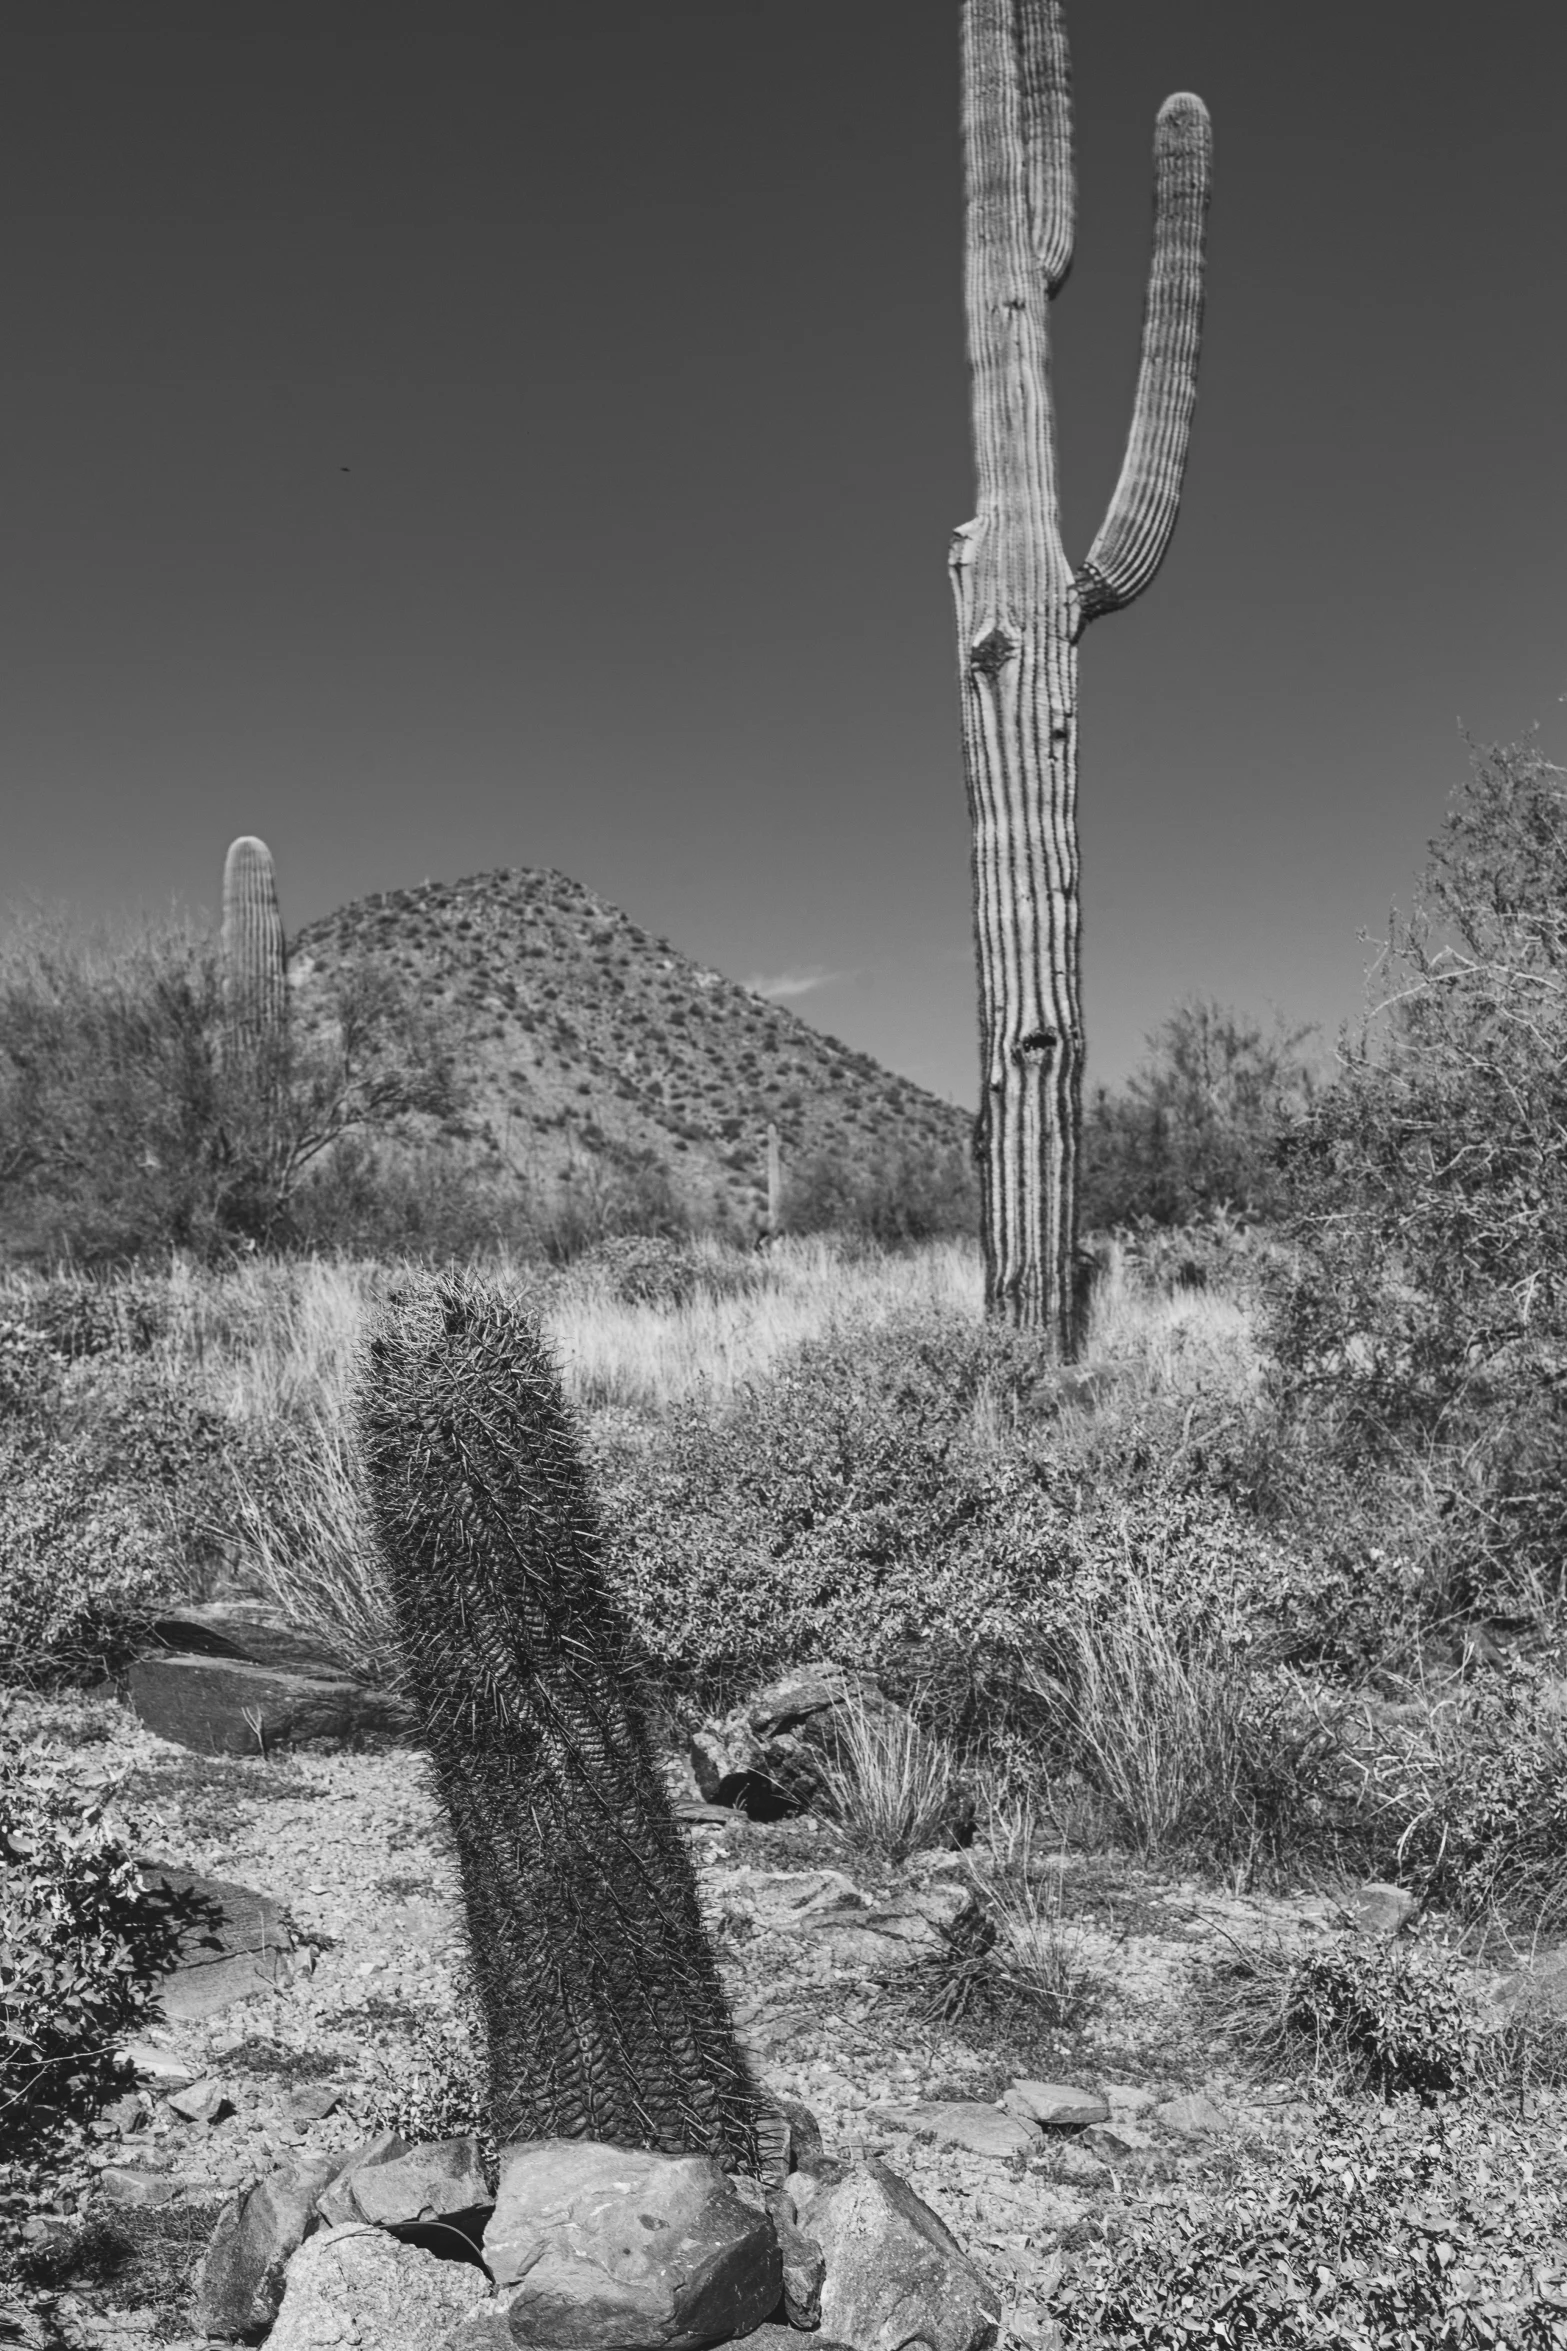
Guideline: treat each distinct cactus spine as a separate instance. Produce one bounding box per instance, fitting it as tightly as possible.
[356,1276,761,2168]
[220,836,288,1060]
[952,0,1212,1349]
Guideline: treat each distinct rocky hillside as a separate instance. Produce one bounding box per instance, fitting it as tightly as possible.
[289,866,973,1233]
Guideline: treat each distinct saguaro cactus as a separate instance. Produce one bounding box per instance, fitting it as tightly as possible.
[356,1276,761,2168]
[220,836,287,1055]
[952,0,1212,1349]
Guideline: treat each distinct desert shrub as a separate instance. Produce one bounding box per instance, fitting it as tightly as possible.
[355,1994,491,2171]
[572,1234,764,1311]
[0,1357,243,1683]
[1221,1931,1483,2098]
[0,908,463,1264]
[779,1139,978,1248]
[600,1309,1307,1716]
[227,1409,392,1687]
[1052,2094,1567,2347]
[1081,996,1317,1232]
[3,1271,170,1361]
[1269,741,1567,1619]
[0,1741,186,2159]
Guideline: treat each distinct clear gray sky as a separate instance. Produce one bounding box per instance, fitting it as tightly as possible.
[2,3,1563,1103]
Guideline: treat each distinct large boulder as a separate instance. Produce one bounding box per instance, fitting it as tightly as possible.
[479,2139,781,2349]
[794,2158,997,2351]
[269,2223,481,2351]
[318,2133,490,2240]
[191,2152,344,2340]
[124,1653,408,1757]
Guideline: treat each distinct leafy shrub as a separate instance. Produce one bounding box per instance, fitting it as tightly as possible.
[354,1994,491,2170]
[1269,741,1567,1619]
[779,1140,978,1247]
[1052,2095,1567,2347]
[0,1357,243,1683]
[0,1741,185,2158]
[600,1310,1305,1716]
[572,1234,764,1311]
[6,1273,170,1361]
[1222,1932,1482,2099]
[1081,996,1317,1232]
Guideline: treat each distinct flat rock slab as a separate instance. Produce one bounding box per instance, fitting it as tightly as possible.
[999,2082,1108,2131]
[96,2168,176,2209]
[125,1652,409,1756]
[877,2102,1040,2161]
[1153,2091,1230,2139]
[147,1601,352,1676]
[481,2138,781,2349]
[138,1863,295,2022]
[319,2133,489,2234]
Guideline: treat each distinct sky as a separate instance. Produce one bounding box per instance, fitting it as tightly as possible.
[2,1,1564,1106]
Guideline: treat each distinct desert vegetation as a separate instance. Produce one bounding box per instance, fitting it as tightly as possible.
[3,740,1566,2343]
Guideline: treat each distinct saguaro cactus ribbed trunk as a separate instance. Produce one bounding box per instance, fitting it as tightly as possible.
[220,836,287,1058]
[952,0,1212,1349]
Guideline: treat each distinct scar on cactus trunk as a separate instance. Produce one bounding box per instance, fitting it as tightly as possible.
[953,0,1213,1349]
[356,1275,761,2170]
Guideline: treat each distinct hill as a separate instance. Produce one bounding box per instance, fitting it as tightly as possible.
[289,866,975,1237]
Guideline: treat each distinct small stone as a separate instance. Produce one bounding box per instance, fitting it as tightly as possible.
[879,2102,1040,2161]
[1050,2144,1109,2185]
[286,2083,343,2122]
[481,2138,780,2347]
[1080,2123,1153,2159]
[1105,2085,1156,2119]
[97,2169,176,2209]
[120,2039,196,2088]
[1153,2091,1230,2139]
[1342,1882,1418,1937]
[767,2187,824,2329]
[167,2078,234,2126]
[101,2092,145,2135]
[998,2082,1109,2131]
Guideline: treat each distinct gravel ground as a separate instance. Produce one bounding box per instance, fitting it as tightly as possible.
[12,1695,1338,2351]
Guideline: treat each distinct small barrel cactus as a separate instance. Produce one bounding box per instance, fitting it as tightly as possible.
[356,1274,760,2168]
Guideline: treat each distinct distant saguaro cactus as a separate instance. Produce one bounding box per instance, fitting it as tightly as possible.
[220,836,287,1056]
[952,0,1213,1349]
[356,1276,760,2167]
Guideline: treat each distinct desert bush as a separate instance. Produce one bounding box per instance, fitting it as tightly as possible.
[226,1409,390,1686]
[0,1740,185,2158]
[1270,740,1567,1619]
[1053,2093,1567,2347]
[779,1139,978,1248]
[1081,996,1317,1232]
[1221,1931,1482,2099]
[0,907,462,1264]
[0,1355,244,1683]
[600,1308,1309,1717]
[571,1234,765,1311]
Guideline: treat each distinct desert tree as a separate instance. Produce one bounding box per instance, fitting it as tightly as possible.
[952,0,1213,1346]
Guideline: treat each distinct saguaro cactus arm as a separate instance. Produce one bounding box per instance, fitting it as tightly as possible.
[1076,93,1214,623]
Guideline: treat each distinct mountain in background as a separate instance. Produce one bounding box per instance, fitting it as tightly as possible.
[290,865,975,1235]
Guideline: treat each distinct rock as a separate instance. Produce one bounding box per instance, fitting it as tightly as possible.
[1050,2144,1109,2185]
[191,2152,344,2340]
[806,2157,998,2351]
[1080,2123,1153,2159]
[998,2082,1108,2131]
[100,2091,145,2134]
[269,2223,480,2351]
[691,1666,968,1832]
[480,2138,781,2347]
[1105,2085,1156,2119]
[878,2100,1040,2161]
[124,1652,410,1758]
[774,2095,826,2178]
[167,2075,234,2125]
[767,2188,824,2329]
[119,2037,196,2087]
[1153,2091,1230,2139]
[1492,1946,1567,2024]
[318,2134,489,2238]
[1342,1882,1418,1937]
[97,2168,176,2209]
[146,1601,353,1676]
[728,2329,857,2351]
[314,2132,410,2225]
[287,2083,344,2122]
[138,1864,296,2022]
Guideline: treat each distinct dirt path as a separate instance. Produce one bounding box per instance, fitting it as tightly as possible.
[21,1695,1339,2350]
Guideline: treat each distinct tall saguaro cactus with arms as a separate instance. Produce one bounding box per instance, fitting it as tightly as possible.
[952,0,1213,1348]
